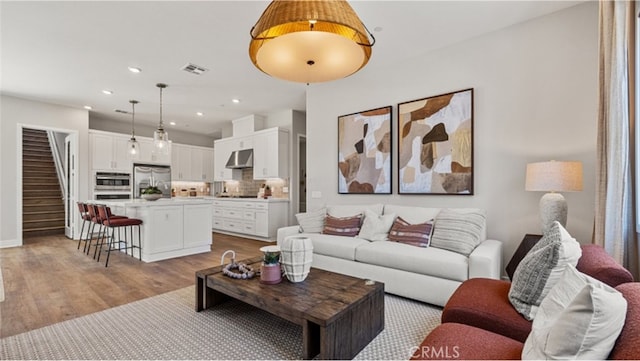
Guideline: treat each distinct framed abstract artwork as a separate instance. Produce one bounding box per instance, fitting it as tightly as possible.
[338,106,392,194]
[397,88,474,195]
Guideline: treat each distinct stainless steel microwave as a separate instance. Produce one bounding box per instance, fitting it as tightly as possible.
[95,172,131,191]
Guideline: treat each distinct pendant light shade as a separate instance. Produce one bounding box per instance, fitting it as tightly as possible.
[249,0,375,84]
[153,83,169,156]
[127,100,140,160]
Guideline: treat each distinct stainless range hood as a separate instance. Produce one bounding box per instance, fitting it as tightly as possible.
[225,149,253,169]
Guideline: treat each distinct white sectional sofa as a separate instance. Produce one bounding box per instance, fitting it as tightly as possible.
[277,204,502,307]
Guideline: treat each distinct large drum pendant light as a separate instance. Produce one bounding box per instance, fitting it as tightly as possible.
[153,83,169,155]
[249,0,375,84]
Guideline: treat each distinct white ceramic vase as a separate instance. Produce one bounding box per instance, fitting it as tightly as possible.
[280,236,313,283]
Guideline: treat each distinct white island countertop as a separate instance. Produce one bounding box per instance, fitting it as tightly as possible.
[94,198,214,208]
[211,197,290,203]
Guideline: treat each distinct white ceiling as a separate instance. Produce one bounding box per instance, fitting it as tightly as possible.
[1,1,583,137]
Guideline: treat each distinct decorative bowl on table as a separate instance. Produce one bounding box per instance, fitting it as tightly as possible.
[141,193,162,201]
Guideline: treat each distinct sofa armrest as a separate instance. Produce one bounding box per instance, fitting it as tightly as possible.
[469,239,502,280]
[276,225,301,246]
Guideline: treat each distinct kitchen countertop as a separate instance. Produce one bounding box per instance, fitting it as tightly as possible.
[93,198,214,207]
[212,197,290,203]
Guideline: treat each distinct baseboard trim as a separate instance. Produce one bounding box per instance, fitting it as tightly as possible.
[0,239,21,248]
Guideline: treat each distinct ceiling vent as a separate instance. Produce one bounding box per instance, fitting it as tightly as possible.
[181,63,209,75]
[114,109,129,114]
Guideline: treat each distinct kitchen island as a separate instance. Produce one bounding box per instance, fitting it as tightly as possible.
[96,198,213,262]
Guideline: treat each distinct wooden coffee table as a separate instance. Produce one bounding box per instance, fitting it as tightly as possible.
[196,256,384,360]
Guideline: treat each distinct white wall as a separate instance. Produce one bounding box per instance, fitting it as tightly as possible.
[0,95,90,246]
[89,115,216,147]
[305,2,598,269]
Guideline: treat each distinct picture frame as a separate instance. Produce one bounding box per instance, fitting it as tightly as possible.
[397,88,474,195]
[338,106,392,194]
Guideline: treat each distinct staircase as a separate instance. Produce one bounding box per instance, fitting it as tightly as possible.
[22,128,65,237]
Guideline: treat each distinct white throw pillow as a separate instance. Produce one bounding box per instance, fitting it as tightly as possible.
[508,221,582,320]
[522,264,627,360]
[357,210,396,242]
[295,207,326,233]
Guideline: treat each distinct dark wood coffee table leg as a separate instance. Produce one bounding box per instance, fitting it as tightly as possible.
[196,273,205,312]
[302,320,320,359]
[305,286,385,360]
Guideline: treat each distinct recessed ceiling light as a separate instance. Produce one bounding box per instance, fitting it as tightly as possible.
[102,90,113,95]
[196,112,204,116]
[128,66,142,73]
[232,99,240,104]
[169,121,176,126]
[83,105,93,110]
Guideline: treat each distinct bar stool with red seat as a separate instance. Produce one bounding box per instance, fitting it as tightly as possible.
[86,203,127,258]
[76,202,91,251]
[95,204,143,267]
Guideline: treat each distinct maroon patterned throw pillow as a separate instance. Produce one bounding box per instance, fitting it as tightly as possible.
[388,216,434,247]
[322,214,362,237]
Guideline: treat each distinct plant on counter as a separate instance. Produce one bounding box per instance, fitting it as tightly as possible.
[142,186,163,195]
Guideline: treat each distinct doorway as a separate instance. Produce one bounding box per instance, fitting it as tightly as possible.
[298,135,307,213]
[18,125,79,245]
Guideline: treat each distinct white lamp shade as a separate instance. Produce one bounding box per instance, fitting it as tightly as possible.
[525,161,583,192]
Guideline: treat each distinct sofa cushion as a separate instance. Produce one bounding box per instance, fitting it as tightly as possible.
[383,205,440,224]
[357,209,396,242]
[355,241,468,282]
[411,323,523,360]
[522,264,627,360]
[508,222,582,320]
[327,204,383,218]
[295,207,326,233]
[388,216,434,248]
[442,278,532,343]
[300,233,369,261]
[609,282,640,360]
[430,209,486,256]
[322,214,362,237]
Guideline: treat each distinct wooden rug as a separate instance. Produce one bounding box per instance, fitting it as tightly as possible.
[0,286,441,360]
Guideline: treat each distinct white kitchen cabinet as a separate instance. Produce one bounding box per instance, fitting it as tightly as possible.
[183,203,213,248]
[138,138,171,165]
[202,148,214,182]
[171,143,192,180]
[252,128,289,179]
[213,138,241,181]
[171,143,214,181]
[90,131,131,172]
[212,199,288,240]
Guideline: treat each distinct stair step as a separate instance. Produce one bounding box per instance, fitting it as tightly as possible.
[24,204,65,212]
[23,226,65,237]
[23,212,65,222]
[23,154,54,161]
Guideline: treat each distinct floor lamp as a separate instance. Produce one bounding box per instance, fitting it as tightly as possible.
[525,160,583,235]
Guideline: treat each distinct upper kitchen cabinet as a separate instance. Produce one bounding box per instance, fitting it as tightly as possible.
[213,137,242,181]
[171,143,214,181]
[90,131,131,172]
[172,143,192,181]
[138,138,171,165]
[253,128,289,179]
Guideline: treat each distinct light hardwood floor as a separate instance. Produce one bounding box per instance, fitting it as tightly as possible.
[0,232,268,338]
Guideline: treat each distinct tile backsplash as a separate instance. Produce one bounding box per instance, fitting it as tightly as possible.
[223,168,288,198]
[171,181,211,197]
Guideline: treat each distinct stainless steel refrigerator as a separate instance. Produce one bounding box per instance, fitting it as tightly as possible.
[133,164,172,199]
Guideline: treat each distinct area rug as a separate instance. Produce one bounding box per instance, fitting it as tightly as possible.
[0,286,441,360]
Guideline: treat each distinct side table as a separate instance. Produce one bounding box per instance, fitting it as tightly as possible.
[505,234,542,280]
